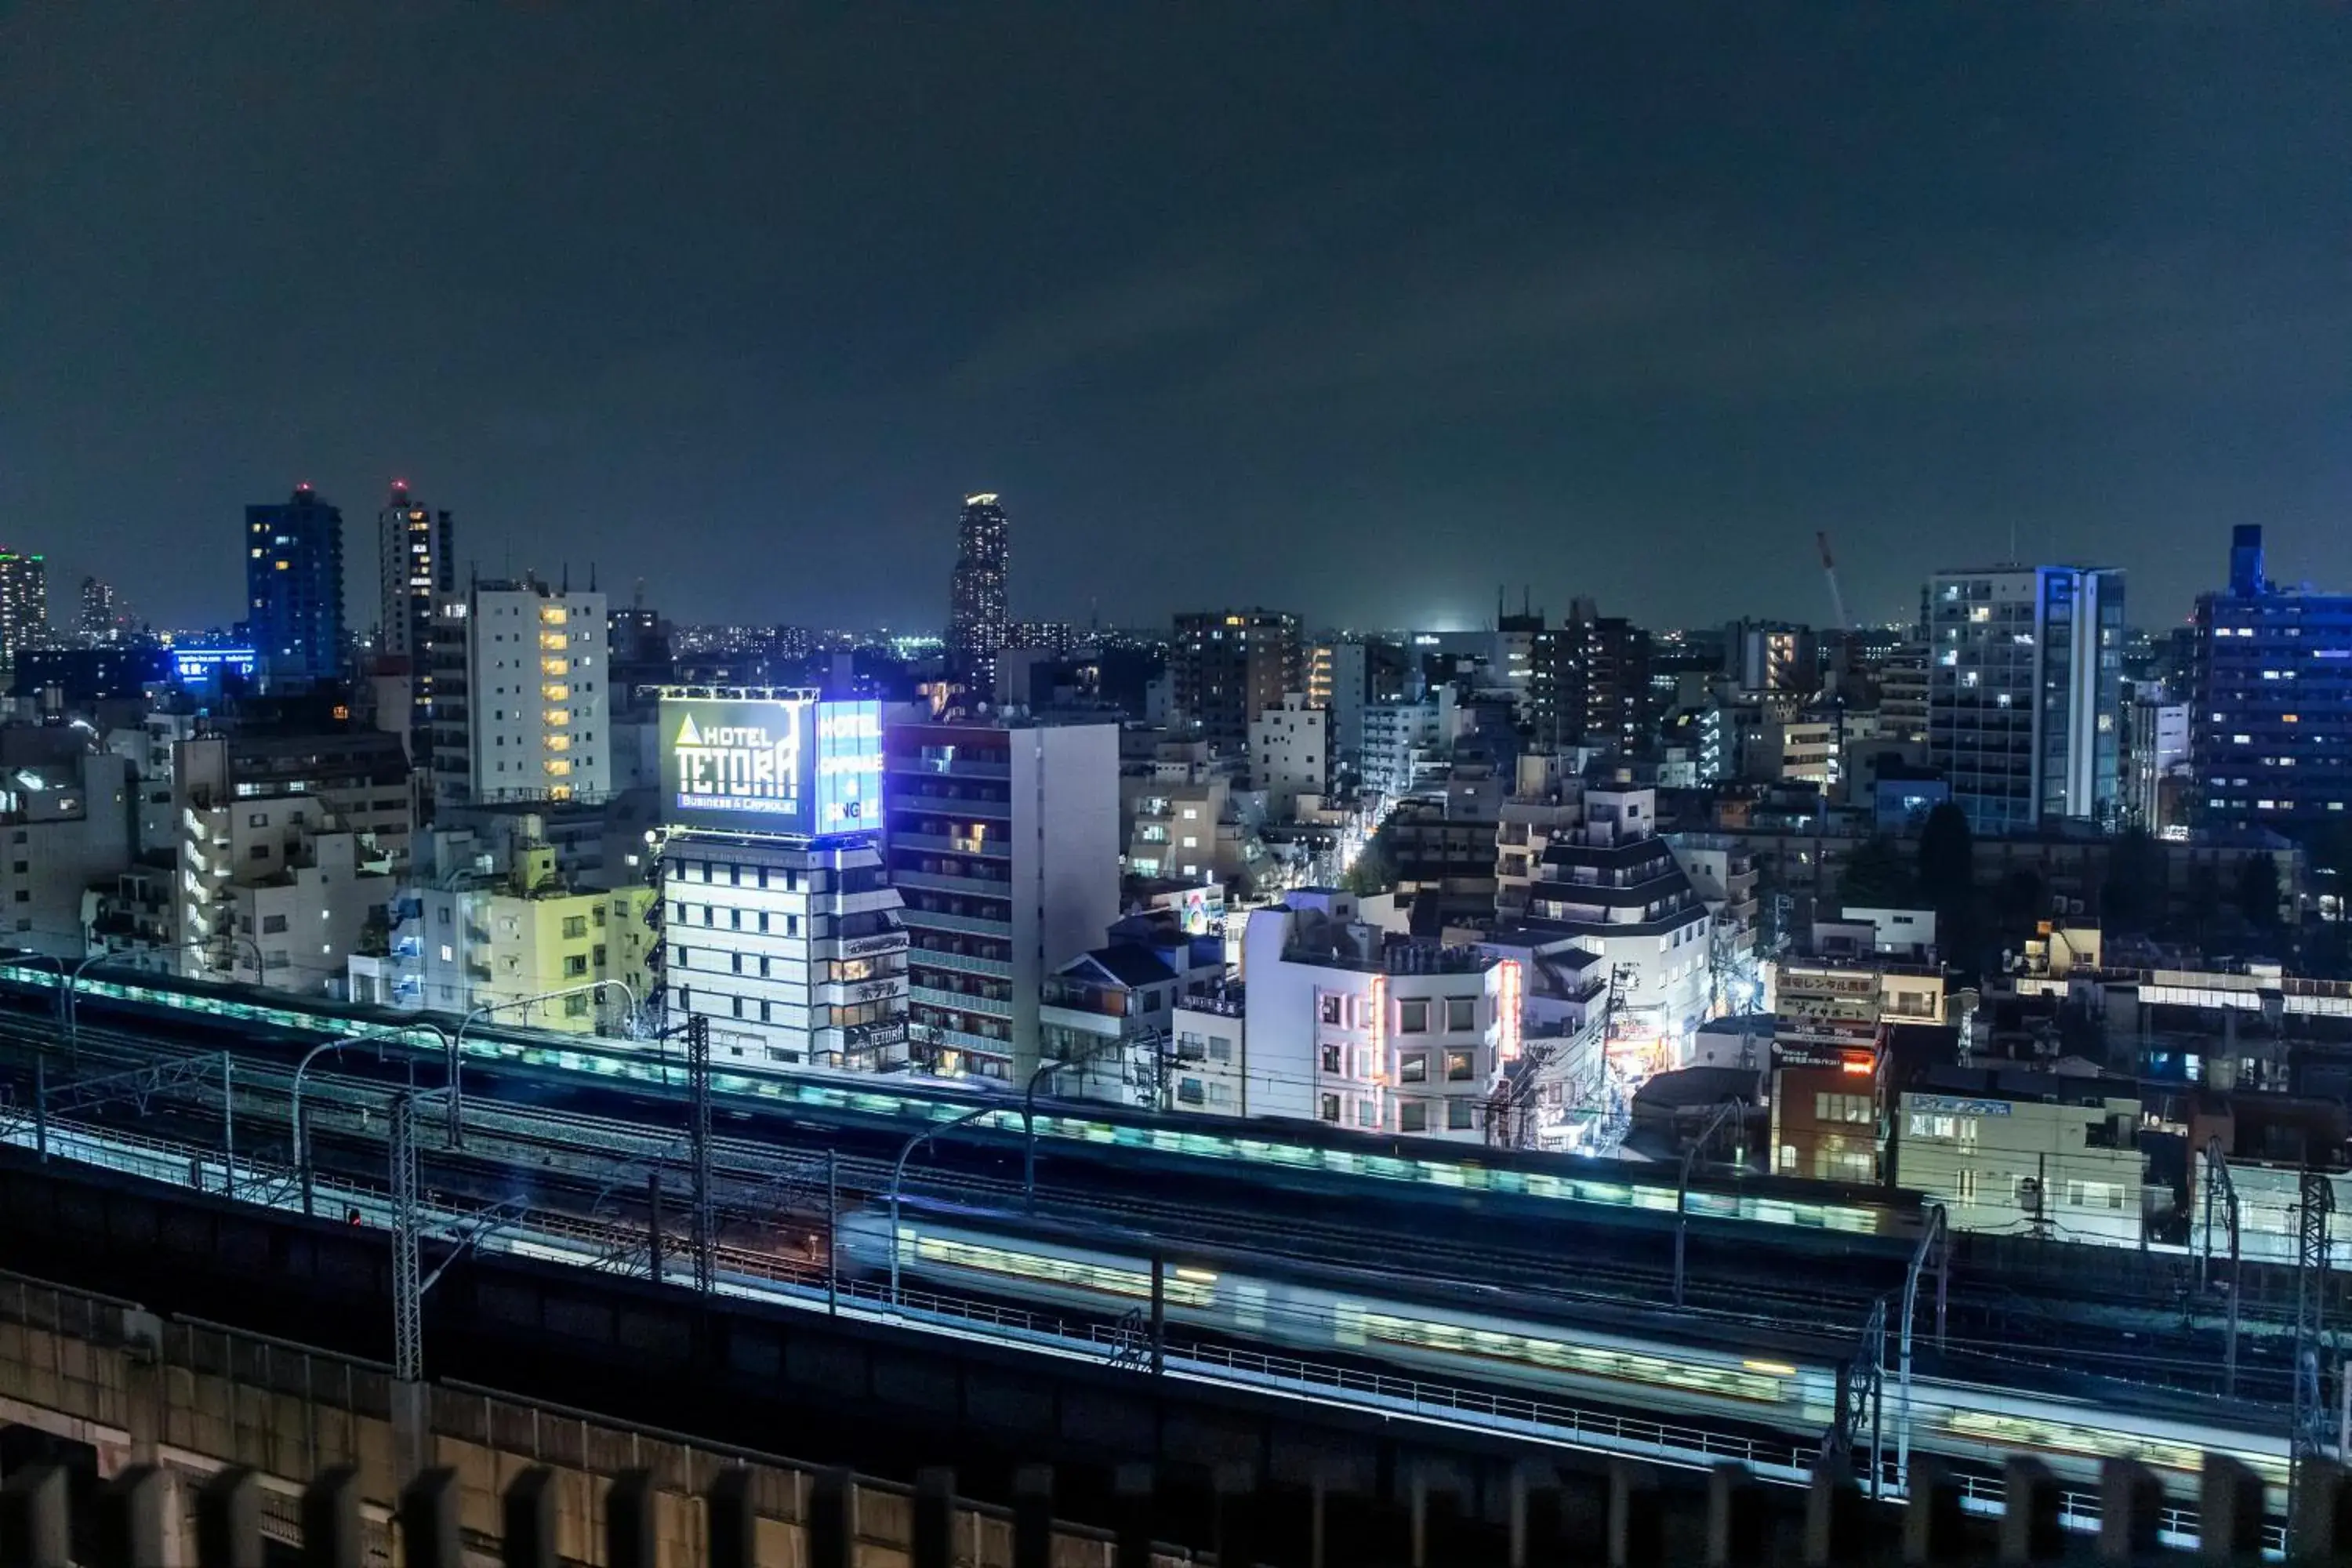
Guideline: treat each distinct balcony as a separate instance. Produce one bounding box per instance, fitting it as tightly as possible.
[916,1023,1014,1058]
[910,947,1012,981]
[892,831,1012,859]
[895,869,1013,898]
[895,789,1011,819]
[900,909,1014,938]
[891,754,1011,780]
[912,984,1014,1019]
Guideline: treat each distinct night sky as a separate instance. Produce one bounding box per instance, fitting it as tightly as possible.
[5,5,2347,634]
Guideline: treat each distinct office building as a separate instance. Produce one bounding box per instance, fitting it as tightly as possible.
[245,485,345,686]
[429,578,608,808]
[1890,1069,2145,1247]
[1926,564,2125,835]
[885,717,1120,1080]
[0,548,48,668]
[946,493,1011,695]
[1240,889,1522,1142]
[657,691,910,1070]
[1247,691,1327,818]
[1171,609,1302,756]
[2192,525,2352,829]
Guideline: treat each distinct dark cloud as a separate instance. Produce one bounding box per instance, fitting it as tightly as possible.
[1,3,2346,633]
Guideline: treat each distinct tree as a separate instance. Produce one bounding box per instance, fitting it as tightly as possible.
[1344,840,1397,897]
[2237,852,2282,931]
[2186,863,2225,949]
[1836,834,1918,909]
[1994,867,2049,933]
[2100,828,2166,935]
[1916,803,1975,912]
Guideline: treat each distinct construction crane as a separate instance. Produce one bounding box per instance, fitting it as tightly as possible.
[1817,531,1851,631]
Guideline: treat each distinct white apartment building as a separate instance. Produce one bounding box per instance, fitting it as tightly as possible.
[1124,766,1254,887]
[1494,753,1584,924]
[1247,691,1328,819]
[1521,779,1712,1060]
[1242,889,1521,1142]
[0,751,135,958]
[1306,641,1370,774]
[1361,689,1458,800]
[172,731,411,989]
[434,579,610,808]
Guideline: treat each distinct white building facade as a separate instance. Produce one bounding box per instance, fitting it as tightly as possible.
[449,580,611,807]
[1241,890,1521,1142]
[1247,691,1328,820]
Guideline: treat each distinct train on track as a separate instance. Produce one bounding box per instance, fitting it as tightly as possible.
[837,1198,2295,1497]
[0,964,1925,1252]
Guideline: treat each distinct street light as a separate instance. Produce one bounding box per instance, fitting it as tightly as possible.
[452,980,642,1149]
[2,952,69,1036]
[888,1105,996,1307]
[292,1022,452,1217]
[1022,1032,1136,1208]
[63,950,113,1047]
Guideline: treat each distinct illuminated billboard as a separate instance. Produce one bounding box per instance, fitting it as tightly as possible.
[660,694,883,837]
[171,648,260,685]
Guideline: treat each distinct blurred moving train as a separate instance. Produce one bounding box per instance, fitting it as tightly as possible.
[838,1200,2292,1497]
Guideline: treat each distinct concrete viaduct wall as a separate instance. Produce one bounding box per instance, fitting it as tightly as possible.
[0,1148,1626,1562]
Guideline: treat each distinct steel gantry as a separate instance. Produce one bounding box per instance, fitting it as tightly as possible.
[2201,1135,2245,1398]
[1671,1098,1748,1308]
[40,1051,236,1186]
[2291,1166,2336,1537]
[451,981,641,1149]
[390,1092,423,1385]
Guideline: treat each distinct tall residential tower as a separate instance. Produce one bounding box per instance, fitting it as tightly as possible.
[245,485,346,686]
[0,548,48,666]
[377,481,455,664]
[947,492,1010,696]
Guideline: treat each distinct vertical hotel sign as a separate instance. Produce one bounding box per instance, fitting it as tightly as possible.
[662,695,883,837]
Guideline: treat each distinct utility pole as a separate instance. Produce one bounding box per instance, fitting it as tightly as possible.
[688,1014,713,1294]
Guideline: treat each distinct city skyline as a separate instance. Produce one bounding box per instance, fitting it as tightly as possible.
[4,8,2347,632]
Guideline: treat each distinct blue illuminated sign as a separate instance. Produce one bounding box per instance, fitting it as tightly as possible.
[171,649,260,684]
